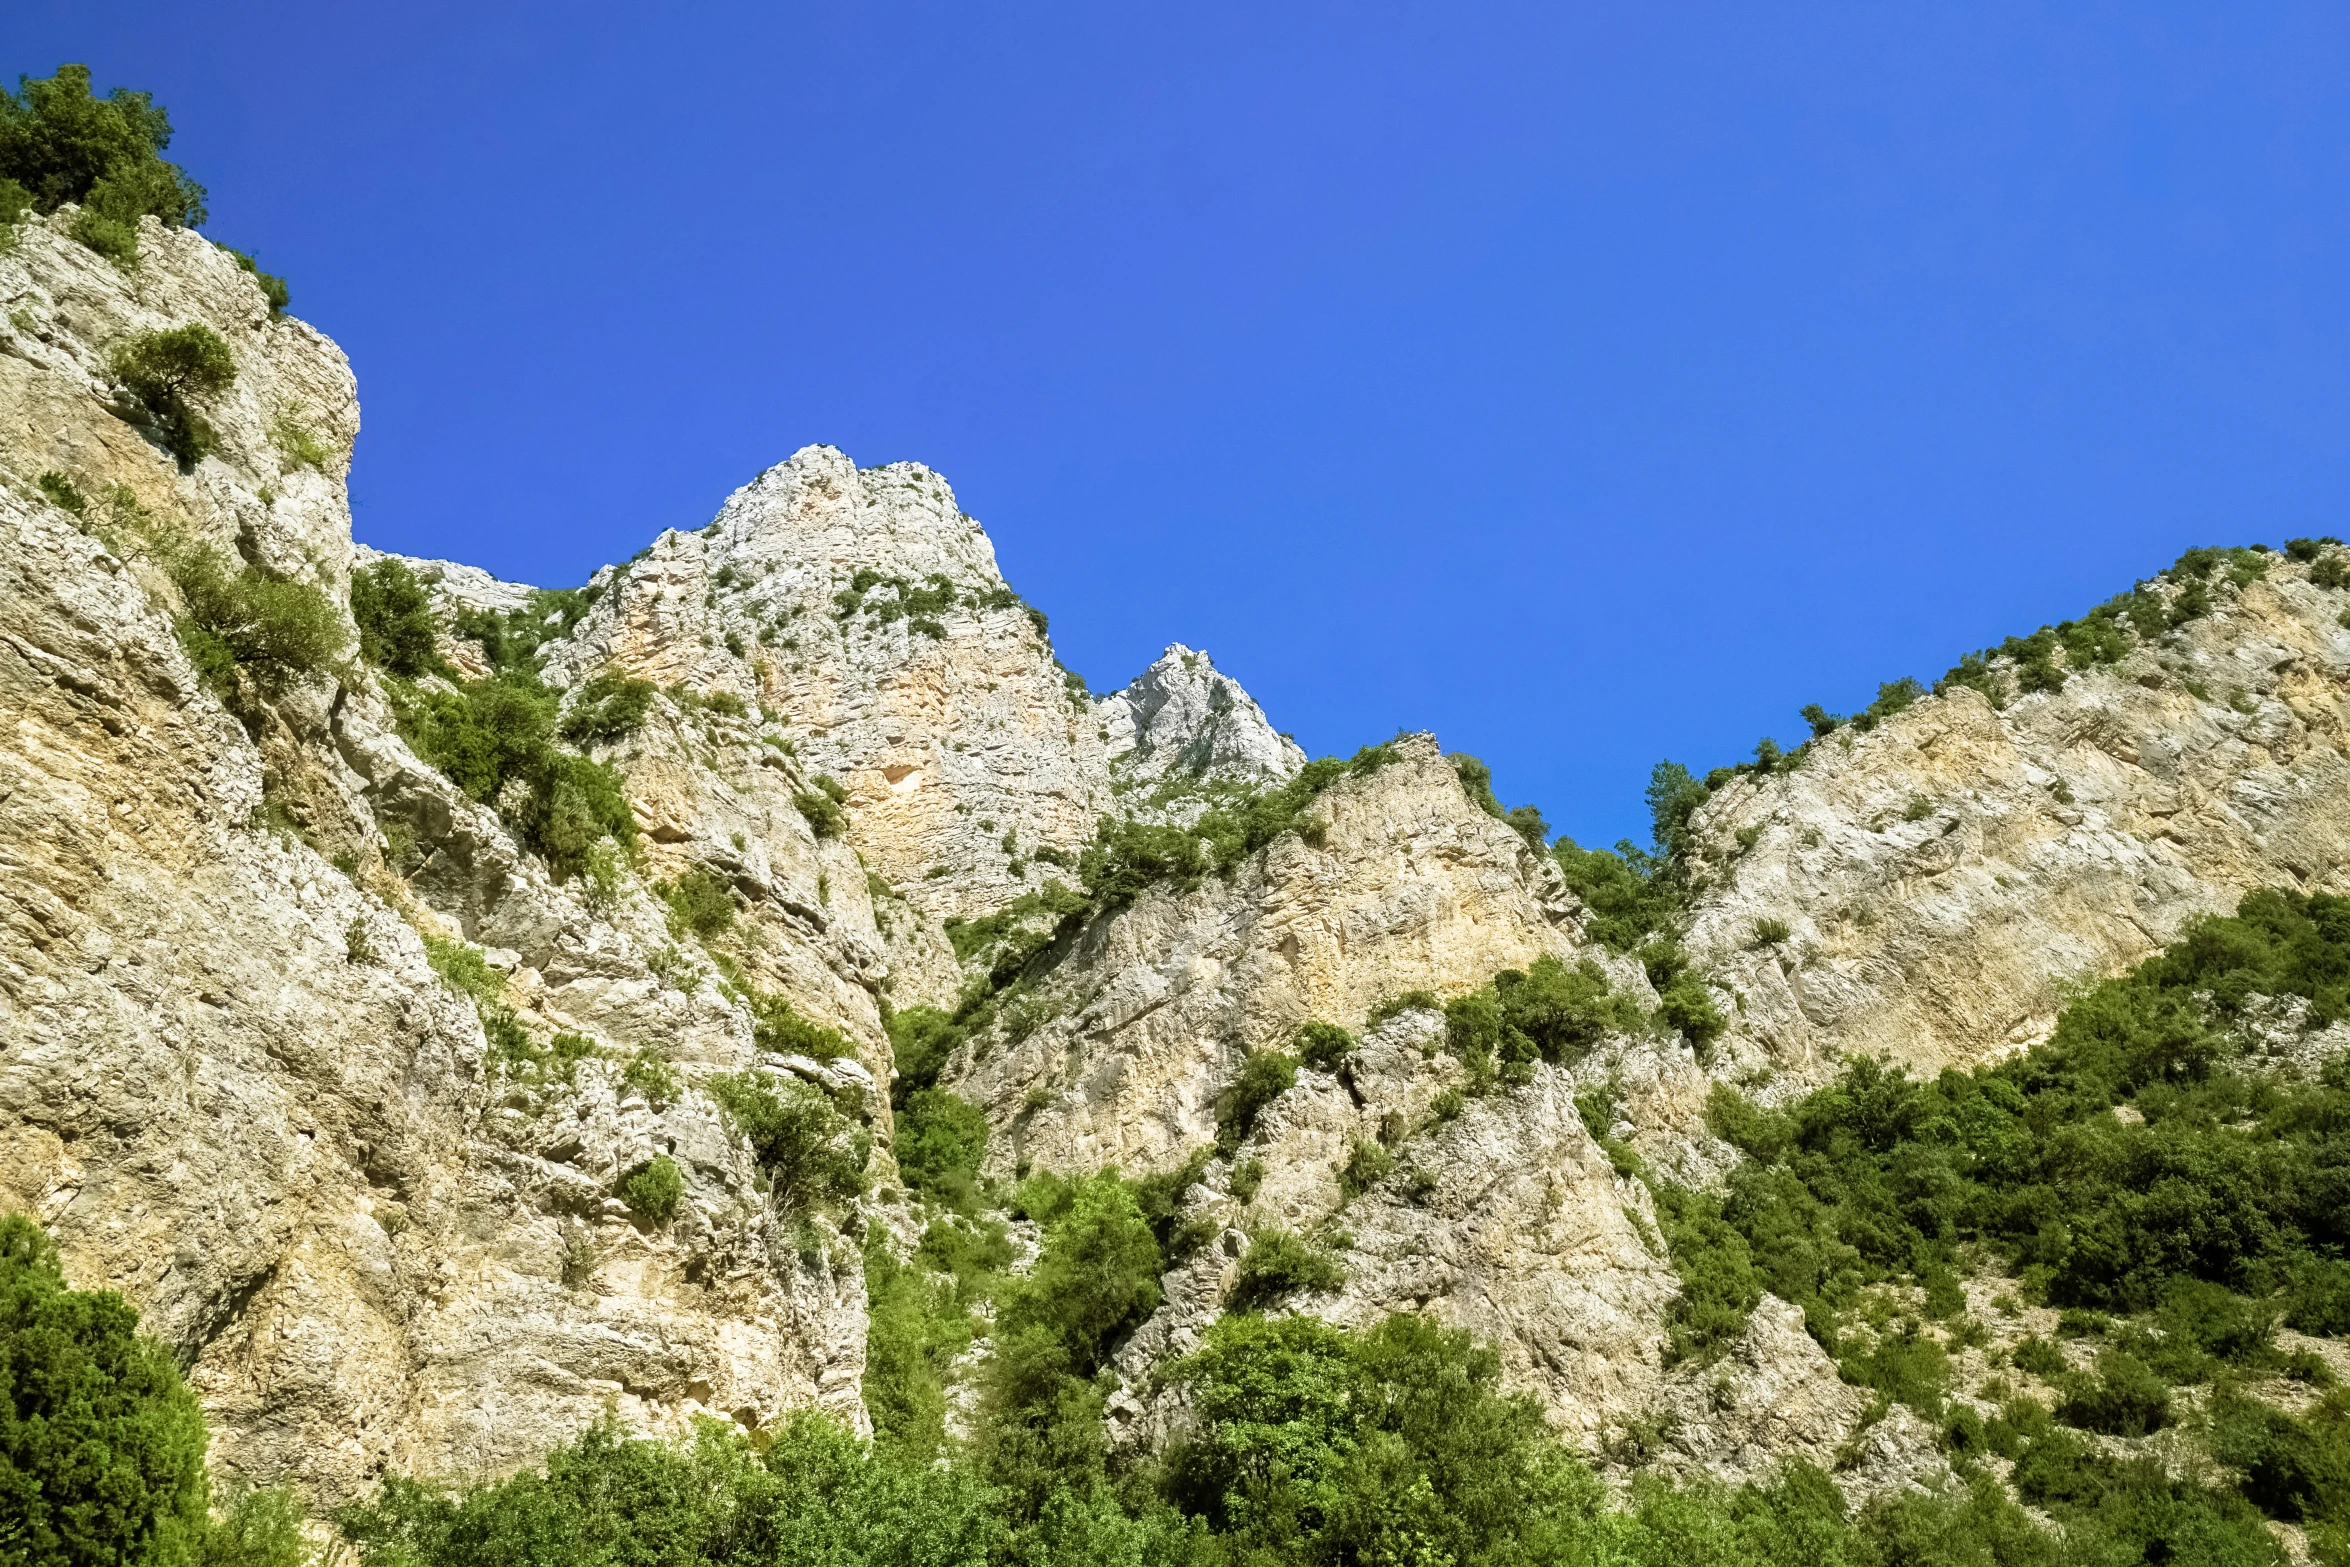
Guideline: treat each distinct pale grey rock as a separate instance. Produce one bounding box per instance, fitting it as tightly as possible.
[1679,559,2350,1083]
[1097,643,1304,795]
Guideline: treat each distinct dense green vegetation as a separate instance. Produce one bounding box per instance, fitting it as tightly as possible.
[352,569,637,883]
[0,64,205,265]
[349,559,444,679]
[1642,887,2350,1557]
[108,323,236,467]
[153,530,346,717]
[0,1216,305,1567]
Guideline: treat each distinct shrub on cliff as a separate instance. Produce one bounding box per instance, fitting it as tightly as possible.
[163,541,346,705]
[108,324,235,468]
[349,558,445,679]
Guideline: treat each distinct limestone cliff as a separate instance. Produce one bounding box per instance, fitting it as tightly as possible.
[11,195,2350,1521]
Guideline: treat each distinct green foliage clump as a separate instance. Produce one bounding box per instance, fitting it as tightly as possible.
[1551,835,1682,953]
[1292,1020,1358,1072]
[36,470,86,515]
[895,1088,991,1215]
[1216,1050,1298,1150]
[1080,743,1397,913]
[616,1155,683,1224]
[1168,1311,1604,1566]
[659,866,735,938]
[1228,1228,1346,1313]
[748,989,854,1062]
[162,539,346,706]
[388,669,636,882]
[108,324,235,467]
[0,65,207,267]
[0,1216,210,1567]
[228,249,289,317]
[349,558,445,679]
[1440,954,1642,1093]
[794,776,847,838]
[706,1070,868,1218]
[1451,753,1550,851]
[450,586,599,678]
[556,669,653,747]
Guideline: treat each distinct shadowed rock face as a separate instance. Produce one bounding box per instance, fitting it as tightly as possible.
[13,204,2350,1509]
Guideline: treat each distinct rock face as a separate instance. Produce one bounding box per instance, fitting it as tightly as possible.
[1097,643,1304,794]
[951,734,1634,1177]
[14,198,2350,1518]
[0,213,878,1503]
[1674,563,2350,1082]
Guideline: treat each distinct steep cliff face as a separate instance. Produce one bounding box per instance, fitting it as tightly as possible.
[541,449,1112,937]
[1675,557,2350,1083]
[950,734,1628,1176]
[0,213,880,1503]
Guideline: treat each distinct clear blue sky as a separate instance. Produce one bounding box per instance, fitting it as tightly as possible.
[15,4,2350,846]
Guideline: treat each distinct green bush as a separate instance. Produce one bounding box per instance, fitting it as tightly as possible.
[1081,743,1397,912]
[108,324,235,468]
[2052,1348,2169,1437]
[706,1070,867,1217]
[1655,973,1726,1051]
[1338,1138,1393,1199]
[349,558,444,679]
[1292,1020,1358,1072]
[388,671,636,881]
[616,1155,683,1224]
[1228,1228,1346,1313]
[659,866,734,938]
[1215,1050,1298,1150]
[162,540,346,704]
[556,670,653,747]
[794,787,845,838]
[748,990,853,1062]
[896,1088,990,1214]
[0,66,207,267]
[0,1215,210,1567]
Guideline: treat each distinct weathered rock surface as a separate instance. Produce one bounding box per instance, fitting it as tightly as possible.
[1097,643,1304,795]
[1677,559,2350,1082]
[952,733,1632,1178]
[0,221,879,1503]
[13,197,2350,1524]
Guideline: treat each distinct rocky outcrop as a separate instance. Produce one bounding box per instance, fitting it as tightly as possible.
[539,449,1112,929]
[1676,559,2350,1081]
[951,733,1632,1178]
[0,217,881,1503]
[1097,643,1304,796]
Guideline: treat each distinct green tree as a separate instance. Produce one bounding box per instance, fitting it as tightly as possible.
[108,325,236,468]
[0,1216,210,1567]
[350,559,445,679]
[0,65,206,265]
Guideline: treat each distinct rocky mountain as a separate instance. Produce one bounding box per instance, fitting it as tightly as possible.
[8,195,2350,1550]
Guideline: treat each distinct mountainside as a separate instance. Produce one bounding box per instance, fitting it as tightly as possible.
[9,190,2350,1562]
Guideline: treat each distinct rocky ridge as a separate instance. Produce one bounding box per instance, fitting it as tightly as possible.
[8,199,2350,1520]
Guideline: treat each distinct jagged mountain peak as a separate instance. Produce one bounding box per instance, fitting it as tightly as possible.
[1097,642,1305,790]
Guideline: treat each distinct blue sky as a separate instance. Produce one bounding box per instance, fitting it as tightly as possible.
[14,3,2350,846]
